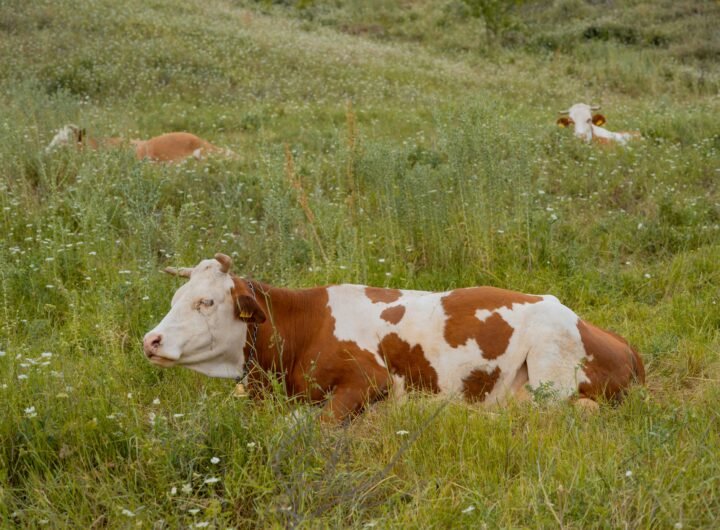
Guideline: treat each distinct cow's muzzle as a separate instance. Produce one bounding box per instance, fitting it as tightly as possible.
[143,333,176,366]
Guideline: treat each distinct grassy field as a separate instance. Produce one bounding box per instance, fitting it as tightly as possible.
[1,0,719,527]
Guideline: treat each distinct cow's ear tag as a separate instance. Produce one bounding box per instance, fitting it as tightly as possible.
[592,114,606,126]
[556,117,571,128]
[233,382,247,397]
[239,309,252,319]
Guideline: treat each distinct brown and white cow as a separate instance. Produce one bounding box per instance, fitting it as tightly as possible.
[143,254,645,422]
[46,125,237,162]
[557,103,641,145]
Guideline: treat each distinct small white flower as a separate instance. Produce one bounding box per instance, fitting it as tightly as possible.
[461,505,475,514]
[0,351,5,357]
[169,487,177,496]
[637,222,644,229]
[148,412,156,426]
[210,457,220,464]
[246,442,256,448]
[644,273,651,279]
[625,470,632,477]
[119,270,132,274]
[46,285,54,289]
[188,509,200,515]
[142,296,150,301]
[173,413,185,418]
[127,393,133,399]
[121,508,135,517]
[88,251,97,256]
[396,430,410,436]
[1,384,7,389]
[41,352,53,358]
[182,483,192,494]
[550,213,558,221]
[24,406,37,418]
[18,374,28,380]
[378,258,386,263]
[152,398,160,405]
[204,477,220,484]
[195,523,210,528]
[674,523,683,529]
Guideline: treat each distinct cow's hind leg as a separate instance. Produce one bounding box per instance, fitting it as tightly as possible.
[523,311,589,404]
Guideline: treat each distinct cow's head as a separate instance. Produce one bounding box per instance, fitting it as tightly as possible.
[46,124,86,152]
[142,253,266,379]
[556,103,606,142]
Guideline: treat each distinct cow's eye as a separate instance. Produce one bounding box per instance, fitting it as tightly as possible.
[200,299,214,307]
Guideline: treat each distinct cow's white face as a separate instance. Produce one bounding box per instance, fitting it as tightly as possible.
[142,254,265,379]
[557,103,606,142]
[46,124,82,152]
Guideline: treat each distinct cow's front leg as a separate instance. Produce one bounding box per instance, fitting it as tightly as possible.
[320,385,371,423]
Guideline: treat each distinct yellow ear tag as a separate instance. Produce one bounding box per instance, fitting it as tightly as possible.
[239,310,252,319]
[233,382,247,397]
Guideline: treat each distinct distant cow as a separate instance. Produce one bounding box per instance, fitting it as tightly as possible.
[143,254,645,422]
[557,103,641,145]
[46,125,237,162]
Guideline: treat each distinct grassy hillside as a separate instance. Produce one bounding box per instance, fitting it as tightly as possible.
[1,0,719,527]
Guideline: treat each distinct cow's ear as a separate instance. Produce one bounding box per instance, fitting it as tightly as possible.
[592,114,606,126]
[235,295,266,324]
[557,117,572,128]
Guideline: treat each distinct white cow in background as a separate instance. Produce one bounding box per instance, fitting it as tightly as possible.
[557,103,641,145]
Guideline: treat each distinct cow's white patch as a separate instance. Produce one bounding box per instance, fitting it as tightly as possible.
[327,285,591,404]
[46,124,79,152]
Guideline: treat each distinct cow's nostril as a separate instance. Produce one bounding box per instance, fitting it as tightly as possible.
[143,333,163,356]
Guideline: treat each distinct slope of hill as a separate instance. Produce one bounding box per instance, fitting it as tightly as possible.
[0,0,718,527]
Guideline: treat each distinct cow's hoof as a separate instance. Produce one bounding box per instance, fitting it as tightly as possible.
[574,397,599,412]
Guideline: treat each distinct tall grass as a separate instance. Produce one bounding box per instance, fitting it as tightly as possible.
[1,0,719,527]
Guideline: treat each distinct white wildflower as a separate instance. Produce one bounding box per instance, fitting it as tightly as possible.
[210,457,220,464]
[169,487,177,496]
[41,352,53,358]
[24,406,37,418]
[204,477,220,484]
[152,398,160,405]
[188,509,200,515]
[461,505,475,514]
[121,508,135,517]
[625,470,632,477]
[18,374,28,380]
[182,483,192,494]
[396,430,410,436]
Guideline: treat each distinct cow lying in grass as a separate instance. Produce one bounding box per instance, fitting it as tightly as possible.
[557,103,641,145]
[46,124,237,162]
[143,254,645,422]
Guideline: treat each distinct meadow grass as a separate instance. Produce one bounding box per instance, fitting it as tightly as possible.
[0,0,719,527]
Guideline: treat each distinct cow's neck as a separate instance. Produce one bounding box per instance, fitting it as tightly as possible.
[242,280,328,385]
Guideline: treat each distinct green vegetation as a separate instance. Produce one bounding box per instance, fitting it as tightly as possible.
[1,0,719,527]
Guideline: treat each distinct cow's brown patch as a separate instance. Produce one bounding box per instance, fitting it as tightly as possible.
[378,333,439,392]
[442,287,541,358]
[462,366,501,402]
[238,280,390,422]
[365,286,402,304]
[576,320,645,400]
[380,305,405,325]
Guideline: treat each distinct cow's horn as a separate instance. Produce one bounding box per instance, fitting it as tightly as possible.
[558,109,570,115]
[590,105,601,110]
[214,253,232,273]
[163,266,192,278]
